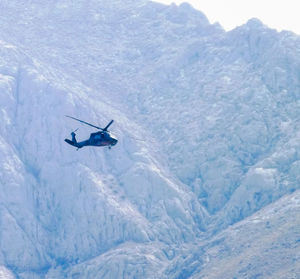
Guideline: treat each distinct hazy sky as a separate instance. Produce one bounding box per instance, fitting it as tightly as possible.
[155,0,300,34]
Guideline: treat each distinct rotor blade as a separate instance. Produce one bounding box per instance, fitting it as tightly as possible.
[65,115,103,130]
[103,120,114,131]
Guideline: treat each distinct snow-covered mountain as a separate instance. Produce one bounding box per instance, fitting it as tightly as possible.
[0,1,299,278]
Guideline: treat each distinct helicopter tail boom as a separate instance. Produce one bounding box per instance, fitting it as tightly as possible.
[65,138,79,147]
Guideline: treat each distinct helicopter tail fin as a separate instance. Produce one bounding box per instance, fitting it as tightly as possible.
[65,132,81,148]
[65,139,79,147]
[71,132,77,144]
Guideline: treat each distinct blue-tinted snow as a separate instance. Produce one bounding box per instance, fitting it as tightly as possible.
[0,0,299,278]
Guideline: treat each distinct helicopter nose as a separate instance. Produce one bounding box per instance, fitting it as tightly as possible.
[111,138,118,146]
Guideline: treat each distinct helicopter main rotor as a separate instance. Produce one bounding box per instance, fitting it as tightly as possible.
[65,115,114,132]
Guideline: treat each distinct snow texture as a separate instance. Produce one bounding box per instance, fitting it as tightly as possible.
[0,0,299,278]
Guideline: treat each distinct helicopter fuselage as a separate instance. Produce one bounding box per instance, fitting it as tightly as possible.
[88,131,118,147]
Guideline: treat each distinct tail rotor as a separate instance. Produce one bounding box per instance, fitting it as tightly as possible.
[71,128,79,135]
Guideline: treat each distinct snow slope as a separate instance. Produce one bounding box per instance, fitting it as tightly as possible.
[164,190,300,279]
[0,42,206,278]
[0,0,299,278]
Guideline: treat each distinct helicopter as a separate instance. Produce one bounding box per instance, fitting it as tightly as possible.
[64,115,118,149]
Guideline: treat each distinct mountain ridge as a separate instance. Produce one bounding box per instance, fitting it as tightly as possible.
[0,1,299,278]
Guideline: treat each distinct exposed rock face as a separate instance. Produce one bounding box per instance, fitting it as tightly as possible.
[0,1,299,278]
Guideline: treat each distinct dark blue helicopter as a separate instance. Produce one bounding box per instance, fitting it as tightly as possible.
[65,115,118,149]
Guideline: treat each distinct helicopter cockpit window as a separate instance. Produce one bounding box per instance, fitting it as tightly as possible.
[109,132,117,140]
